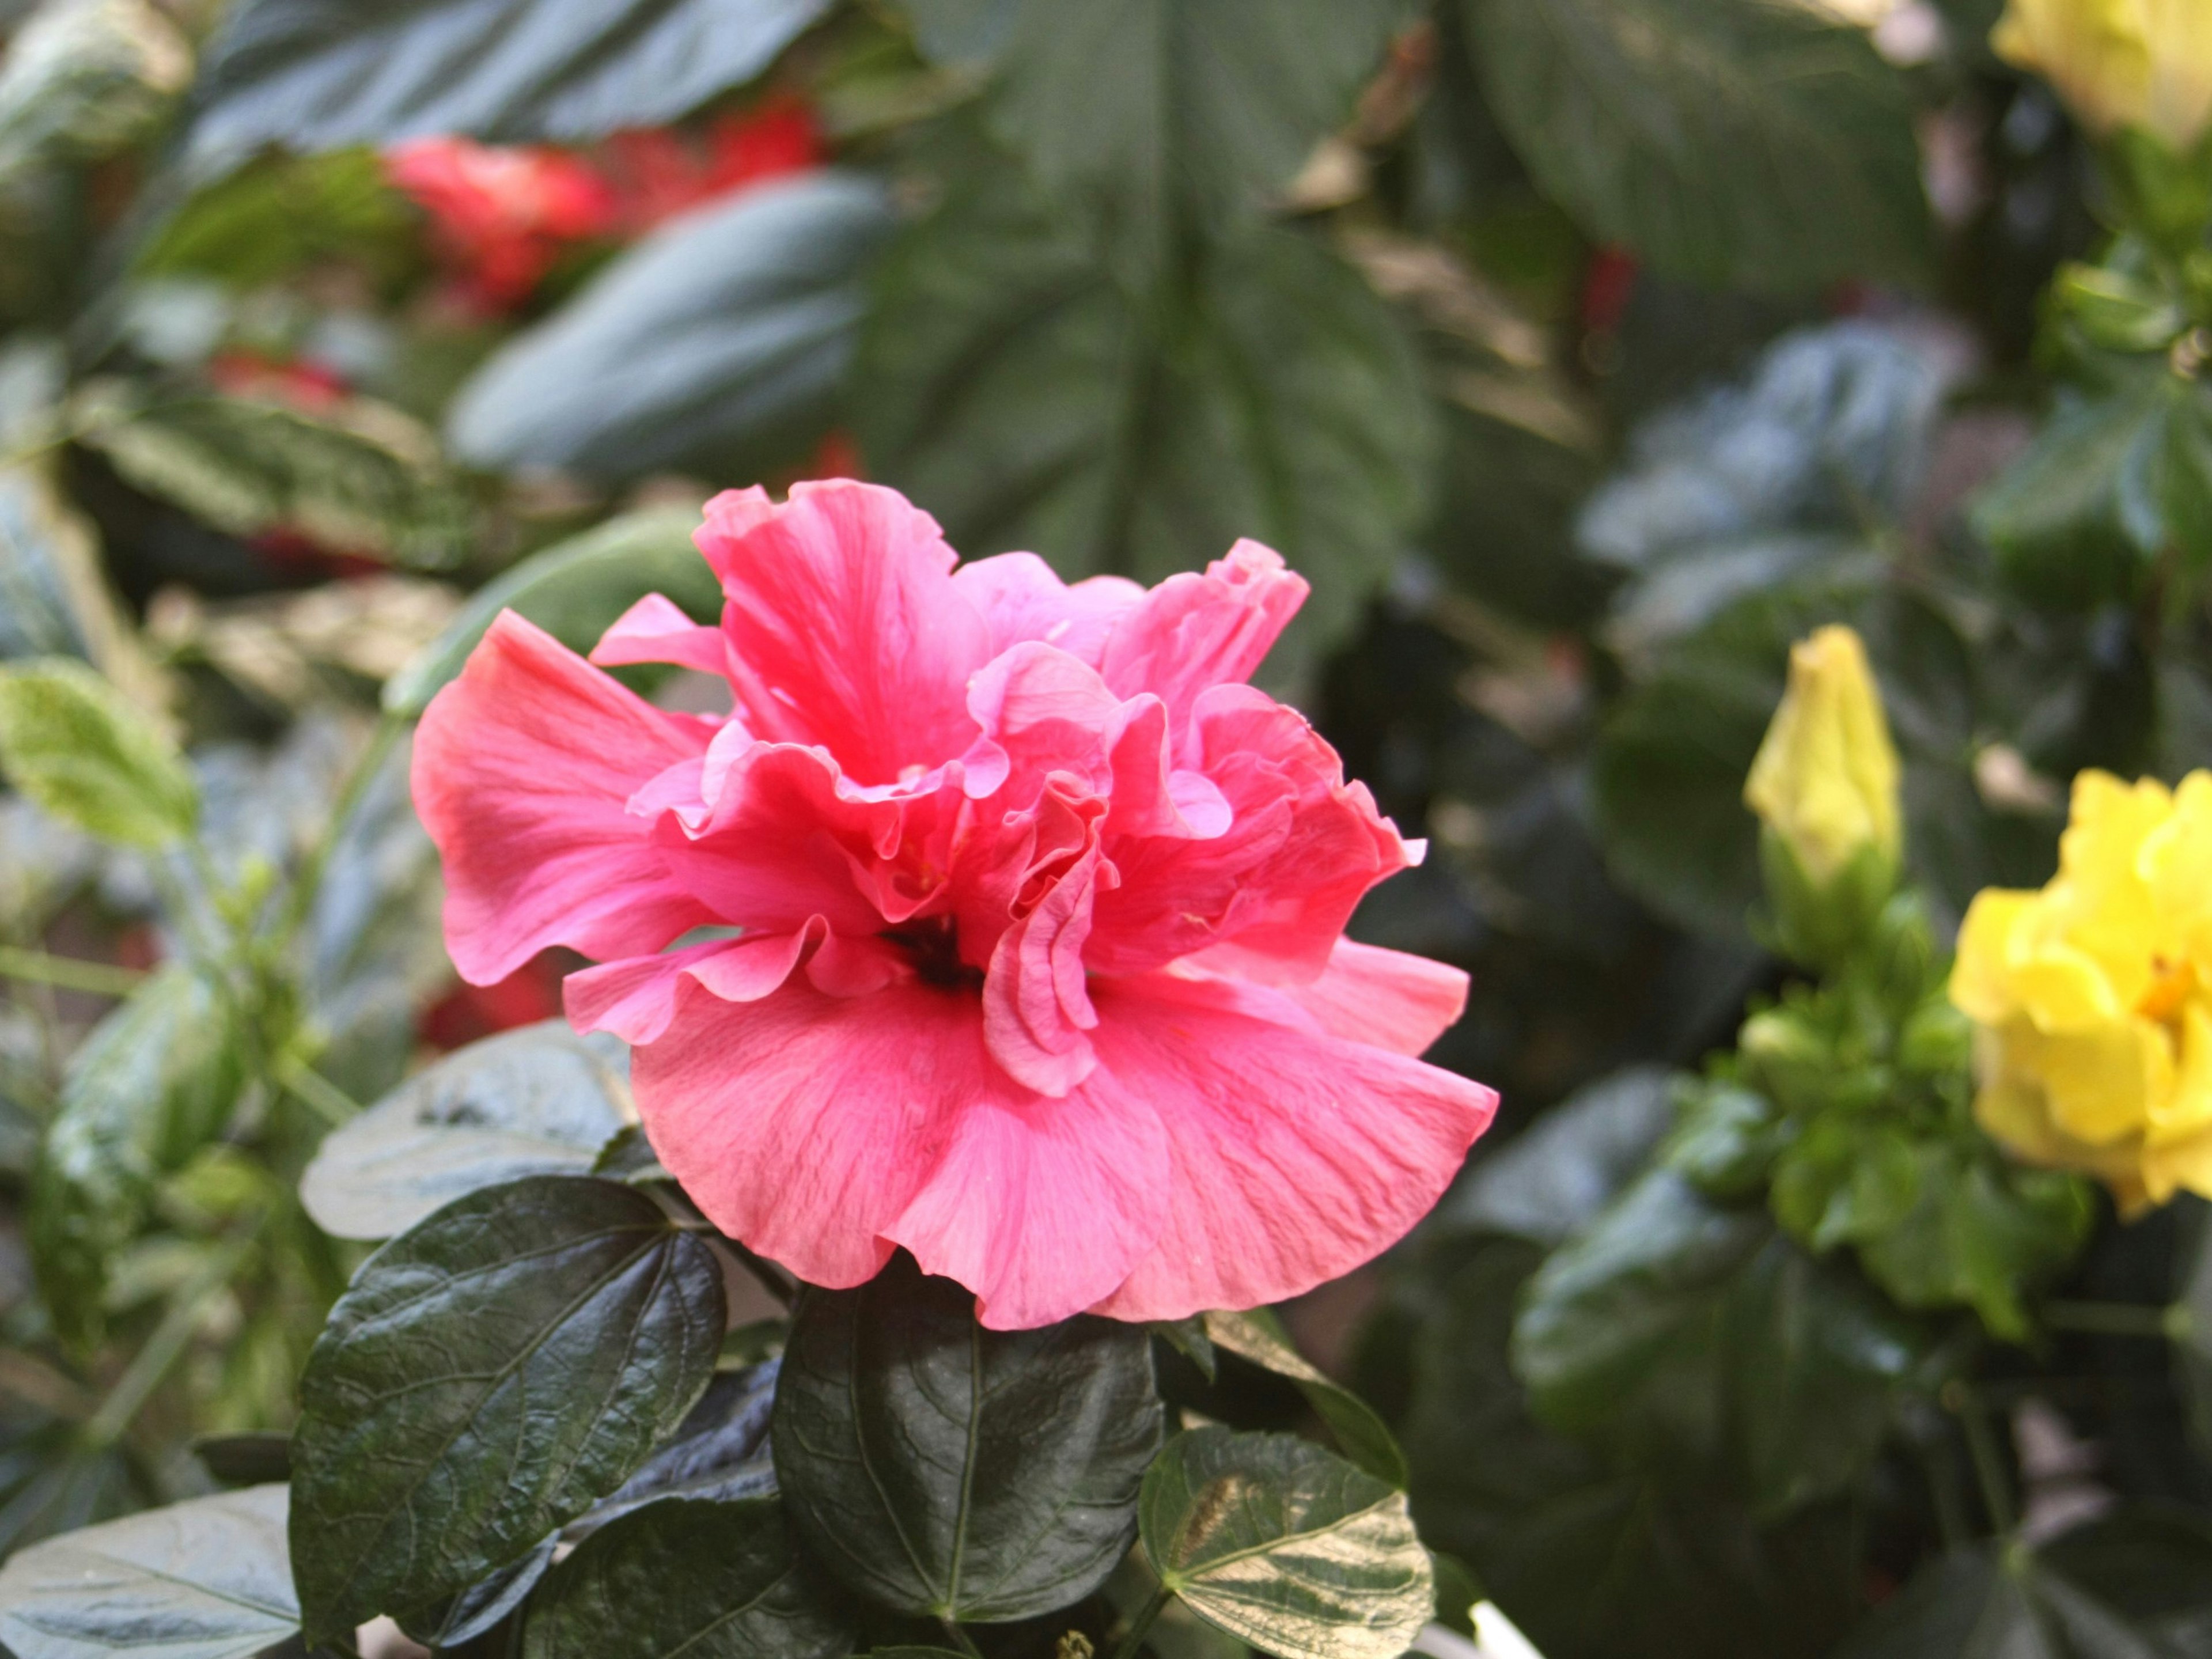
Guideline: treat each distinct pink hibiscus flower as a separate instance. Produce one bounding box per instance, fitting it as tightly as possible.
[413,481,1497,1328]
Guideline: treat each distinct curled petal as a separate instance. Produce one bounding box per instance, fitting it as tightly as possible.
[1083,972,1495,1321]
[984,837,1110,1096]
[414,611,715,984]
[566,925,820,1046]
[589,593,731,678]
[952,550,1142,665]
[695,480,992,784]
[1098,538,1308,731]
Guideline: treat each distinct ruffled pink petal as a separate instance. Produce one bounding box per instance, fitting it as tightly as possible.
[632,976,1166,1325]
[565,925,819,1045]
[1084,971,1497,1321]
[1097,539,1308,730]
[588,593,732,678]
[983,837,1109,1096]
[1088,684,1413,979]
[1182,938,1469,1057]
[951,551,1143,665]
[413,611,717,984]
[694,480,992,785]
[963,642,1121,803]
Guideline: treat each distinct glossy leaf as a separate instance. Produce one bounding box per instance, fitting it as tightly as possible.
[0,1484,296,1659]
[1461,0,1927,293]
[400,1541,559,1653]
[288,1175,725,1642]
[0,656,194,847]
[29,965,243,1346]
[73,382,469,569]
[188,0,832,153]
[907,0,1408,276]
[585,1359,780,1525]
[382,509,721,716]
[1202,1309,1407,1487]
[771,1253,1161,1622]
[861,173,1434,668]
[1139,1428,1433,1659]
[445,171,893,483]
[522,1499,851,1659]
[298,1021,633,1240]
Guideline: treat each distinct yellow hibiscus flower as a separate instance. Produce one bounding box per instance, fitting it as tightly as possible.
[1993,0,2212,153]
[1951,770,2212,1210]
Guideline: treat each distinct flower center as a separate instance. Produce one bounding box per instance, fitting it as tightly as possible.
[2138,955,2198,1028]
[885,916,982,990]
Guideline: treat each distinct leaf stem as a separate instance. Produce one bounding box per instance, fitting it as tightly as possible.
[1107,1583,1171,1659]
[85,1227,257,1446]
[275,1051,363,1128]
[0,945,143,998]
[938,1617,983,1658]
[2043,1298,2181,1340]
[1946,1382,2017,1538]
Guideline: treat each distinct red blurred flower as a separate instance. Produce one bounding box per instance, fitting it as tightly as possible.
[386,137,618,312]
[414,480,1496,1329]
[419,949,574,1051]
[599,94,824,234]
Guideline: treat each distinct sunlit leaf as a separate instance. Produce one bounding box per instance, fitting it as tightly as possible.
[1202,1309,1407,1487]
[0,656,194,847]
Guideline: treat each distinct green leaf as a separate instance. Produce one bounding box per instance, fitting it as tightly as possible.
[1439,1064,1678,1243]
[72,382,469,569]
[522,1498,851,1659]
[1832,1541,2176,1659]
[1460,0,1928,293]
[135,149,415,290]
[29,965,244,1346]
[1139,1428,1433,1659]
[1512,1171,1918,1512]
[0,1484,296,1659]
[907,0,1408,276]
[0,0,191,178]
[0,657,194,847]
[446,172,895,484]
[384,508,721,717]
[1202,1309,1407,1487]
[289,1175,725,1643]
[0,461,139,680]
[860,170,1435,672]
[298,1022,633,1241]
[1971,376,2179,609]
[1854,1145,2092,1340]
[770,1252,1162,1622]
[188,0,832,154]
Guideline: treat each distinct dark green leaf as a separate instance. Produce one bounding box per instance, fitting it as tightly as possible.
[1833,1542,2177,1659]
[30,965,244,1345]
[908,0,1408,276]
[384,508,721,717]
[0,656,195,847]
[0,1484,296,1659]
[1139,1428,1433,1659]
[192,1432,291,1487]
[188,0,832,153]
[445,172,895,484]
[861,172,1435,672]
[289,1175,725,1642]
[522,1499,851,1659]
[1439,1064,1677,1244]
[400,1541,558,1652]
[73,382,469,569]
[771,1253,1161,1622]
[588,1361,779,1522]
[1202,1309,1407,1487]
[1460,0,1928,293]
[298,1022,633,1241]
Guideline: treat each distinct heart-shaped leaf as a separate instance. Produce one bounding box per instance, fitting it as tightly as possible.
[1139,1429,1433,1659]
[1201,1309,1406,1487]
[289,1175,725,1642]
[298,1022,632,1241]
[522,1499,852,1659]
[771,1253,1162,1622]
[0,1484,296,1659]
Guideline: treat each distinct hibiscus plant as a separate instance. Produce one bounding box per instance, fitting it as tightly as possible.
[12,0,2212,1658]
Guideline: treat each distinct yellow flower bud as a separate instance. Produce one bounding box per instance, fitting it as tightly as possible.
[1744,626,1902,887]
[1993,0,2212,153]
[1950,770,2212,1211]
